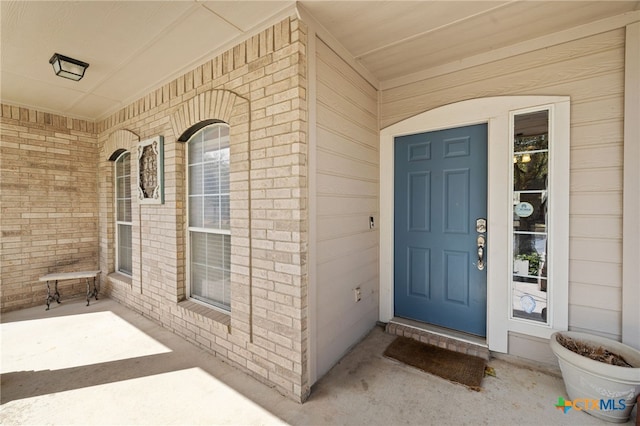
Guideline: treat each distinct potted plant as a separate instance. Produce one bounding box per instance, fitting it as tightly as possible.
[550,331,640,423]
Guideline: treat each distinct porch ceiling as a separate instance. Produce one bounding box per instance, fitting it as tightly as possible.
[1,1,638,121]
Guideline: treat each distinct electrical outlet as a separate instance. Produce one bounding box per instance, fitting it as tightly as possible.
[354,287,362,302]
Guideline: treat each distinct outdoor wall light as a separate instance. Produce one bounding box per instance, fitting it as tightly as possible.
[49,53,89,81]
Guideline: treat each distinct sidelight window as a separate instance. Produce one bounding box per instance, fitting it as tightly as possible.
[511,109,550,324]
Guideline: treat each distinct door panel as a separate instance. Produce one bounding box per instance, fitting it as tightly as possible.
[394,124,487,336]
[443,169,469,233]
[444,250,469,304]
[408,172,430,231]
[408,247,430,297]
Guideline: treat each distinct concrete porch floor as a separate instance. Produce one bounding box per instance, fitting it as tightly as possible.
[1,297,636,426]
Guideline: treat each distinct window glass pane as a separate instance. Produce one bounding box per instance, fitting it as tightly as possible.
[121,158,131,198]
[206,233,224,268]
[512,110,549,324]
[206,266,225,303]
[116,176,125,198]
[189,164,203,195]
[203,160,219,195]
[115,152,132,275]
[190,261,207,300]
[219,148,230,194]
[221,194,230,230]
[513,234,547,278]
[514,111,548,151]
[191,231,206,265]
[117,199,124,222]
[115,153,132,222]
[203,125,219,146]
[123,199,132,222]
[118,199,127,222]
[123,174,131,199]
[189,196,203,228]
[203,195,220,229]
[116,155,123,175]
[514,134,548,152]
[118,224,132,275]
[189,132,203,165]
[514,152,547,191]
[512,278,547,322]
[204,126,219,160]
[513,192,547,232]
[190,231,230,310]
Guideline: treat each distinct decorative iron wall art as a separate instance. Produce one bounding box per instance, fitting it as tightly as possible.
[137,136,164,204]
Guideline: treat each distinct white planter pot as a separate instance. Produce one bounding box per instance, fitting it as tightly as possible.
[550,331,640,423]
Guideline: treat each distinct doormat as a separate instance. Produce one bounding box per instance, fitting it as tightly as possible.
[383,336,485,391]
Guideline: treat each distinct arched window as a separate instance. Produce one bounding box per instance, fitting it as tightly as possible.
[115,151,132,275]
[187,123,231,310]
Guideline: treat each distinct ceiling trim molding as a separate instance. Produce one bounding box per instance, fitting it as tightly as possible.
[0,98,96,122]
[381,10,640,91]
[295,3,379,90]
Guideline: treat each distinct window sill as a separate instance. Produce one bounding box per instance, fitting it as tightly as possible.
[107,271,132,286]
[178,300,231,333]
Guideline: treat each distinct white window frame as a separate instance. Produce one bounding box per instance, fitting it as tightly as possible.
[115,151,132,276]
[509,106,554,327]
[506,104,569,341]
[186,123,231,312]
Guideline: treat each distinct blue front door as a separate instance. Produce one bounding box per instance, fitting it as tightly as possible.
[394,124,488,336]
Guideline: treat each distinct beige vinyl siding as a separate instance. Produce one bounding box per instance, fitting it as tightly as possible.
[381,29,625,340]
[315,38,379,378]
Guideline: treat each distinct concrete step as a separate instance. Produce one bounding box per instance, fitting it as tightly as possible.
[385,318,491,361]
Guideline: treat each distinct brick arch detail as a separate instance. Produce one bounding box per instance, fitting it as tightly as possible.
[170,89,252,343]
[170,90,247,138]
[104,129,140,160]
[97,128,139,284]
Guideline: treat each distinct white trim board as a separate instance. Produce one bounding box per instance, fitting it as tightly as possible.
[622,21,640,350]
[307,30,318,386]
[379,96,570,353]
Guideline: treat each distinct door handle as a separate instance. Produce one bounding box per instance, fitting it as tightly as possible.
[477,235,486,270]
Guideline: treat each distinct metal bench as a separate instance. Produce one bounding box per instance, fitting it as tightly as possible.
[39,270,101,310]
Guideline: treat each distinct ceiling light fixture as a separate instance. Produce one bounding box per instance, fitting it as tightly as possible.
[49,53,89,81]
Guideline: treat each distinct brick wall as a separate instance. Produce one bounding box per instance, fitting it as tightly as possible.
[96,16,310,401]
[0,107,98,310]
[0,14,309,403]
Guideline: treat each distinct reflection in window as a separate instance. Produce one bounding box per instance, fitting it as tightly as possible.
[512,110,549,323]
[187,124,231,310]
